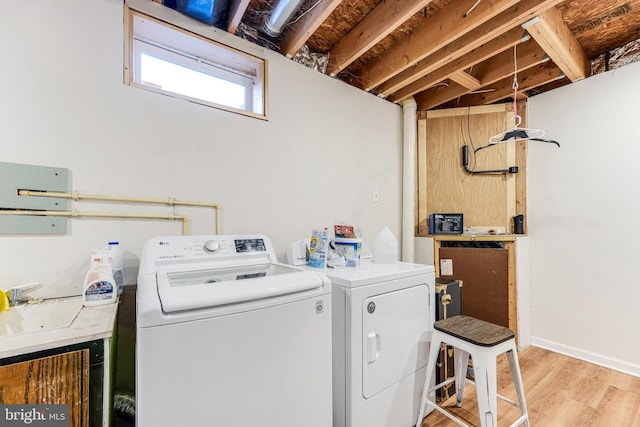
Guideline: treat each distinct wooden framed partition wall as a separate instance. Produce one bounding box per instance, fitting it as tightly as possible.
[416,103,527,236]
[415,103,529,340]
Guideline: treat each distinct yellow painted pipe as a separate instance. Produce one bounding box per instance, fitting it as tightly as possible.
[16,190,219,234]
[0,210,190,235]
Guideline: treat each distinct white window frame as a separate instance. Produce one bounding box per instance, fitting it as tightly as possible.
[125,8,267,119]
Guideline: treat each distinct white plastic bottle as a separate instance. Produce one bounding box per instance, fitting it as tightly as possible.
[374,226,398,264]
[83,252,118,306]
[107,241,124,294]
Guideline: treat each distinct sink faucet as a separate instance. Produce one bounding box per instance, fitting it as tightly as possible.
[7,283,41,305]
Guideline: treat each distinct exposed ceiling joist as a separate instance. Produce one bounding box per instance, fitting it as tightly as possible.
[474,39,549,84]
[414,81,467,112]
[227,0,251,34]
[386,27,527,102]
[280,0,343,58]
[454,62,565,107]
[169,0,640,111]
[375,0,564,97]
[523,7,590,81]
[361,0,520,91]
[450,71,482,90]
[415,40,551,109]
[326,0,431,77]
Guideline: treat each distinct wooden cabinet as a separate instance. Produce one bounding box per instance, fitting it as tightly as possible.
[0,349,89,426]
[0,340,108,427]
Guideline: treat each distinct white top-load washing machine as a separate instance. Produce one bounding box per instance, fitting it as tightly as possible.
[286,242,435,427]
[137,234,333,427]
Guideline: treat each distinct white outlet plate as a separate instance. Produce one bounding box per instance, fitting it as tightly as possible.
[440,259,453,276]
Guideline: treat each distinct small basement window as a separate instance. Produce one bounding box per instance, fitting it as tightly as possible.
[125,9,266,118]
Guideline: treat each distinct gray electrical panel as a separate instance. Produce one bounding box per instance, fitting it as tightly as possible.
[0,162,70,234]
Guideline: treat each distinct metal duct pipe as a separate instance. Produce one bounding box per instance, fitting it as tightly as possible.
[262,0,306,37]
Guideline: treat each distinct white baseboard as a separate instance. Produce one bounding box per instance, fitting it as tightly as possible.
[531,337,640,378]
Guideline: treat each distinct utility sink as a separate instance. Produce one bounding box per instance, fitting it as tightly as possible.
[0,296,83,337]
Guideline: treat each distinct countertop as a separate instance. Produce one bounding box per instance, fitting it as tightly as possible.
[0,300,118,359]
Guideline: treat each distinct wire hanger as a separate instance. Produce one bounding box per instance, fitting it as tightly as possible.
[486,46,560,148]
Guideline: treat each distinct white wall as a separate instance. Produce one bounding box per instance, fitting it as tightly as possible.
[0,0,402,298]
[528,61,640,376]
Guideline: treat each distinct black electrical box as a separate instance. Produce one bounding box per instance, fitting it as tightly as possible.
[429,213,464,234]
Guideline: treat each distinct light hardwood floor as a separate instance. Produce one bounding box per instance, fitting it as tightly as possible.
[419,346,640,426]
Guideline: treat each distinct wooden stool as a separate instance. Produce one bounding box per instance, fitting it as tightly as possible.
[416,316,529,427]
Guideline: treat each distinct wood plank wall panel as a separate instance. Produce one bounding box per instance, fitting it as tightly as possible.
[426,105,508,229]
[417,117,429,235]
[417,103,527,235]
[515,102,528,233]
[0,349,90,427]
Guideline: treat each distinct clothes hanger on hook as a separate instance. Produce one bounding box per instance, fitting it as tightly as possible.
[486,46,560,148]
[480,113,560,152]
[462,47,559,176]
[485,114,559,148]
[489,114,545,143]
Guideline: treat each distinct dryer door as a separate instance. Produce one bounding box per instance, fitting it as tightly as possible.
[362,284,430,398]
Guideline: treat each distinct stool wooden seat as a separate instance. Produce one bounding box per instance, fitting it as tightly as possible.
[434,315,515,347]
[416,315,529,427]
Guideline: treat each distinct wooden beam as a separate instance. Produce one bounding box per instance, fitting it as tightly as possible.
[375,0,564,96]
[449,71,482,90]
[385,27,526,102]
[280,0,343,58]
[326,0,431,76]
[523,7,590,81]
[474,39,549,83]
[414,81,467,111]
[414,41,550,110]
[227,0,251,34]
[455,62,565,107]
[360,0,520,91]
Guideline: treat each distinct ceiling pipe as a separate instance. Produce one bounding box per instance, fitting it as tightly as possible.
[262,0,306,37]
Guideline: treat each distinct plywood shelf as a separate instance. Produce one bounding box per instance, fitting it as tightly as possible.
[431,234,518,242]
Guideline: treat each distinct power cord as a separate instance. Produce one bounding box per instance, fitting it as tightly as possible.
[462,107,518,175]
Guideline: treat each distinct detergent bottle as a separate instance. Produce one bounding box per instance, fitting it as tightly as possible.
[83,251,118,306]
[107,241,124,294]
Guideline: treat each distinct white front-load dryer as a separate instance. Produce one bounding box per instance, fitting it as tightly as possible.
[322,262,435,427]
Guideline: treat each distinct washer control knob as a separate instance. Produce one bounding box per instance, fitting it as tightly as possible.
[203,240,221,254]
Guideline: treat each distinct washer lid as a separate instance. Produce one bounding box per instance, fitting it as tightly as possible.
[157,263,325,313]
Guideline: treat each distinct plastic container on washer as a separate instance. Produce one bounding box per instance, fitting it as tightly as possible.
[374,226,398,264]
[333,237,362,267]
